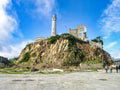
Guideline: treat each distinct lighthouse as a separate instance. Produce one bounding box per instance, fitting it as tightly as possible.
[51,14,57,36]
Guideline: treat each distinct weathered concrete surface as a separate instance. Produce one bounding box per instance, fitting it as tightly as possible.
[0,70,120,90]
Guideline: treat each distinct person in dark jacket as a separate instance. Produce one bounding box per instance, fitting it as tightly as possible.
[116,65,119,73]
[119,65,120,72]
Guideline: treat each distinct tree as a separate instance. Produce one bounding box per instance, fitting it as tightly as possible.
[92,36,103,45]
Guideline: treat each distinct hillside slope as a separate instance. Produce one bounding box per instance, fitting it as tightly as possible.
[17,34,112,70]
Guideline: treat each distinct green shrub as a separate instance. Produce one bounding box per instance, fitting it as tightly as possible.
[48,33,85,46]
[48,35,60,44]
[60,33,79,48]
[19,52,30,63]
[63,47,84,66]
[82,59,101,65]
[91,36,103,45]
[8,57,18,65]
[0,56,9,65]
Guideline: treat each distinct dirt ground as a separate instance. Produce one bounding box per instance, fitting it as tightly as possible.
[0,69,120,90]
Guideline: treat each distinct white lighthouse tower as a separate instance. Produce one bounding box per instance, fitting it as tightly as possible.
[51,14,57,36]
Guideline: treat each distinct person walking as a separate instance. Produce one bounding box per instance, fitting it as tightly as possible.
[116,65,119,73]
[119,65,120,73]
[105,65,108,73]
[109,65,112,73]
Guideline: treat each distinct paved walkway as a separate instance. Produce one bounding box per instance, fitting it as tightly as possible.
[0,70,120,90]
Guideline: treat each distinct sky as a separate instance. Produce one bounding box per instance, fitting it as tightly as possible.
[0,0,120,59]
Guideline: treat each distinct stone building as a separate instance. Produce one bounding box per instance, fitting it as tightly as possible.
[35,37,45,42]
[69,24,87,41]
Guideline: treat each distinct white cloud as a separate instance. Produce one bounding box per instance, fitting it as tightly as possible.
[18,0,56,17]
[100,0,120,59]
[0,40,33,59]
[0,0,56,58]
[109,49,120,59]
[0,0,18,42]
[104,41,117,49]
[100,0,120,38]
[34,0,55,16]
[0,0,25,58]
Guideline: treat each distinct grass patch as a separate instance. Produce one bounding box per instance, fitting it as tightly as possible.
[82,60,101,65]
[0,68,63,74]
[0,68,30,74]
[39,71,63,74]
[90,68,98,71]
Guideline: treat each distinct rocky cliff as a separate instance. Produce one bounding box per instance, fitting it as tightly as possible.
[17,34,112,70]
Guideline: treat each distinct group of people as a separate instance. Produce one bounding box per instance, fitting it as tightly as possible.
[105,64,120,73]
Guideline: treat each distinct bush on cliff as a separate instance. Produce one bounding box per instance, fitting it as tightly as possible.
[91,36,103,45]
[19,52,30,63]
[48,35,60,44]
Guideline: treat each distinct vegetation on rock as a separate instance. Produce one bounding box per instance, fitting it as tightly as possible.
[0,56,9,64]
[0,56,13,68]
[48,35,60,44]
[19,52,30,63]
[91,36,103,45]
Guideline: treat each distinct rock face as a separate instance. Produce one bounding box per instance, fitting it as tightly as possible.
[17,34,112,69]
